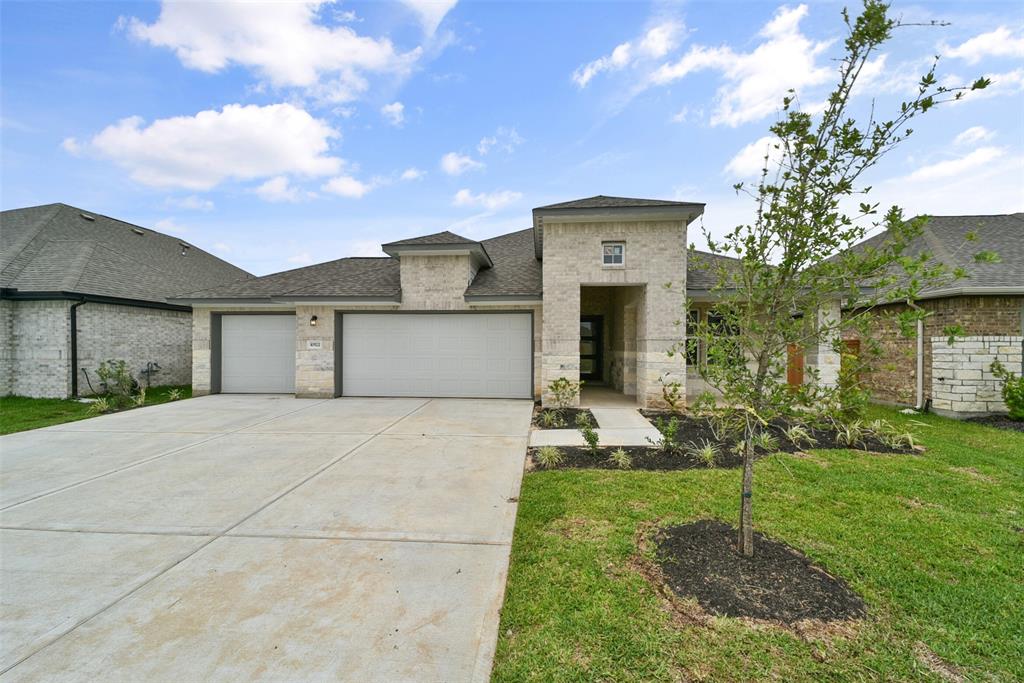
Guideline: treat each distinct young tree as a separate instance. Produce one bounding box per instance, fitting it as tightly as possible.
[680,0,991,557]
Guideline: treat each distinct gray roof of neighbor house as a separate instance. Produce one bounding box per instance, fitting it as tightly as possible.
[847,213,1024,298]
[1,203,252,306]
[686,250,743,291]
[382,230,477,247]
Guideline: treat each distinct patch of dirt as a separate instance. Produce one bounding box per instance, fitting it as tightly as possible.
[546,516,614,541]
[950,466,998,484]
[641,411,916,456]
[531,406,596,430]
[964,414,1024,433]
[914,641,966,682]
[652,519,866,625]
[530,445,741,472]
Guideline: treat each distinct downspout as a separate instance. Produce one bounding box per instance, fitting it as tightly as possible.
[915,318,924,411]
[69,299,86,397]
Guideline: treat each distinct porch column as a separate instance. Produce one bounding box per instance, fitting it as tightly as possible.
[295,305,335,398]
[639,282,686,408]
[541,285,581,407]
[806,300,841,389]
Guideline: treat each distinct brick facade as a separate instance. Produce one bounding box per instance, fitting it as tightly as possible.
[931,336,1023,416]
[843,295,1024,408]
[0,298,191,398]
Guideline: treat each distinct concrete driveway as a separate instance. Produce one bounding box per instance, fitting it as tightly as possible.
[0,395,532,682]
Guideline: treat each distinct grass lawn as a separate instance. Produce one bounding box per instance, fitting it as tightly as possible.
[494,407,1024,682]
[0,385,192,435]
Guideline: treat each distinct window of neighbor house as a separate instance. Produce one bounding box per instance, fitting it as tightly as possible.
[602,242,625,266]
[686,309,700,368]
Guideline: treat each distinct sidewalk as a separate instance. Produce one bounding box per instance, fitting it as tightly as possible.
[528,407,662,447]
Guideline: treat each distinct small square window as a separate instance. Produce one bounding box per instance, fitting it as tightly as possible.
[602,242,625,266]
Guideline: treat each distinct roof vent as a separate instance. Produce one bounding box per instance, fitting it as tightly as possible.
[79,213,95,221]
[131,227,145,236]
[179,243,191,256]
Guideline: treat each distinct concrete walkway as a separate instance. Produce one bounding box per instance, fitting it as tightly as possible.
[0,395,533,682]
[528,407,662,447]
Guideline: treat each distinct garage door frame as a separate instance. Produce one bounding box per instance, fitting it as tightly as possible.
[211,312,296,394]
[335,310,534,399]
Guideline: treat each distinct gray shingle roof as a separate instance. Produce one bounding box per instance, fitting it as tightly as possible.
[686,250,742,290]
[177,257,401,300]
[534,195,703,210]
[847,213,1024,296]
[465,228,542,298]
[383,230,476,247]
[1,203,252,305]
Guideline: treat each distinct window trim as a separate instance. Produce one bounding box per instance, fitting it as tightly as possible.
[602,241,625,268]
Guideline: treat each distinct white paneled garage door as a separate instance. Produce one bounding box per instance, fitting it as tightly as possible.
[220,315,296,393]
[341,313,532,399]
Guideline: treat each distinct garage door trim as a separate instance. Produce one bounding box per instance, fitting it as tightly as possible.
[212,312,296,394]
[335,310,534,399]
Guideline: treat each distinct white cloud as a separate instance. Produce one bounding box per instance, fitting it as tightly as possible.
[670,106,690,123]
[121,1,421,103]
[905,146,1005,182]
[287,252,314,265]
[61,137,82,155]
[166,194,214,211]
[724,136,782,178]
[942,26,1024,64]
[153,217,191,236]
[321,175,379,198]
[452,189,522,210]
[477,126,524,155]
[381,101,405,126]
[255,176,307,203]
[401,0,458,36]
[440,151,483,175]
[400,167,425,180]
[649,5,833,127]
[73,103,341,190]
[573,20,683,87]
[953,126,995,146]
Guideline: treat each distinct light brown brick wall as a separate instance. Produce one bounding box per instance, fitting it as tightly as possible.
[843,295,1024,407]
[398,254,474,310]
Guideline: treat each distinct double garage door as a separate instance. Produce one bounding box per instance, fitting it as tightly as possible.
[219,313,532,399]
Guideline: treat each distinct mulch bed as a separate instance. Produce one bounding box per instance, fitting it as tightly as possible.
[531,406,596,430]
[965,414,1024,433]
[641,410,913,455]
[529,445,742,471]
[653,519,866,624]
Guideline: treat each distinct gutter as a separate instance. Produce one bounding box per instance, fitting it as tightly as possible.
[1,289,190,312]
[915,318,924,411]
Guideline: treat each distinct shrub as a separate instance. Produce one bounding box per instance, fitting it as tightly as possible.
[580,423,600,455]
[166,388,183,402]
[539,409,566,428]
[660,374,684,413]
[751,431,780,454]
[95,359,140,409]
[784,424,816,448]
[534,446,564,469]
[574,411,593,428]
[608,448,632,469]
[834,419,866,449]
[650,416,681,453]
[991,360,1024,421]
[548,377,583,410]
[88,397,112,415]
[685,439,719,466]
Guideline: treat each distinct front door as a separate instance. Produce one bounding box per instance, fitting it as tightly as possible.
[580,316,603,382]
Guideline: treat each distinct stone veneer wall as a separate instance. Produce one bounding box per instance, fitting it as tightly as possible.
[398,254,474,310]
[0,299,71,398]
[76,303,192,393]
[842,296,1024,407]
[541,219,686,408]
[931,335,1023,417]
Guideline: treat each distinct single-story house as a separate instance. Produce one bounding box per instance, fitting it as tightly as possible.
[1,203,252,398]
[841,213,1024,417]
[173,195,843,407]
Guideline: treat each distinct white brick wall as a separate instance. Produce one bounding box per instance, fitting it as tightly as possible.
[0,299,72,398]
[931,335,1023,416]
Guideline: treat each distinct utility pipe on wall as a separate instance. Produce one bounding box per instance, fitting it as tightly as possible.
[915,318,924,411]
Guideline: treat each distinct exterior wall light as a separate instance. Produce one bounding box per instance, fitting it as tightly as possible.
[310,315,318,327]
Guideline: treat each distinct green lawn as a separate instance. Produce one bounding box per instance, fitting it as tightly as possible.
[0,385,192,435]
[494,407,1024,682]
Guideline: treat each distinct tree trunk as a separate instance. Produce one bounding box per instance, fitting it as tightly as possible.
[738,418,755,557]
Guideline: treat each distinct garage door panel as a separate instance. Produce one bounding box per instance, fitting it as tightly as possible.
[342,313,531,399]
[221,315,296,394]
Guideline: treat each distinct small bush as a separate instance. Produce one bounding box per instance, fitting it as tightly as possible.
[548,377,583,410]
[580,423,600,455]
[95,359,141,410]
[539,409,566,428]
[650,416,681,453]
[752,430,780,454]
[132,386,147,408]
[88,397,112,415]
[685,439,719,466]
[991,360,1024,421]
[784,424,816,448]
[834,419,866,448]
[608,448,632,469]
[166,388,183,402]
[534,446,564,469]
[660,374,684,413]
[574,411,593,428]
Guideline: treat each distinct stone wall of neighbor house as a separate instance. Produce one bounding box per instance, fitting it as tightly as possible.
[541,219,686,408]
[0,299,72,398]
[76,303,192,394]
[842,296,1024,408]
[398,254,474,310]
[931,335,1023,417]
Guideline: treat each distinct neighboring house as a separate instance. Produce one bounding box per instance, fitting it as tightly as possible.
[171,195,841,407]
[841,213,1024,417]
[1,203,252,398]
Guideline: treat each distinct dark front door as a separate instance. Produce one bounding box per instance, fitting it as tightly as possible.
[580,315,603,382]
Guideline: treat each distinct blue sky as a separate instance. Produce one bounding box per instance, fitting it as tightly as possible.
[2,0,1022,275]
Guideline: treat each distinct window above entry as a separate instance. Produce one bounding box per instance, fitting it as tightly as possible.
[602,241,625,267]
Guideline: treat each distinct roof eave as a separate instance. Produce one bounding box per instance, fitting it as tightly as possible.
[382,243,493,269]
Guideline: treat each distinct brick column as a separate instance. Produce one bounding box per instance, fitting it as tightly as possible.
[807,300,841,388]
[191,308,212,396]
[295,305,335,398]
[541,285,581,407]
[639,283,686,408]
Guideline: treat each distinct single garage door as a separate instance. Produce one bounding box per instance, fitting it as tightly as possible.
[341,313,532,398]
[220,314,296,393]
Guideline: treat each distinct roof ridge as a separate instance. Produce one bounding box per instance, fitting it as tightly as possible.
[65,240,99,292]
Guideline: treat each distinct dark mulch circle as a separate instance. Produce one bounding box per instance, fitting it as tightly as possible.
[529,445,742,471]
[531,406,596,430]
[641,411,913,455]
[965,414,1024,433]
[654,519,866,624]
